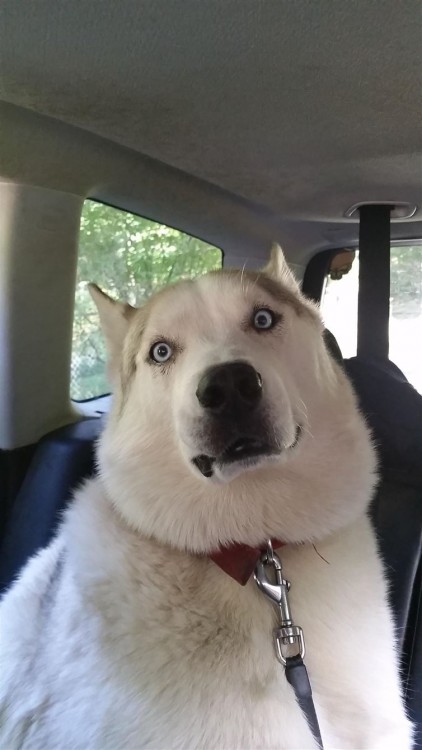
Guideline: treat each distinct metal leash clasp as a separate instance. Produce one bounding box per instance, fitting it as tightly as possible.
[254,540,305,666]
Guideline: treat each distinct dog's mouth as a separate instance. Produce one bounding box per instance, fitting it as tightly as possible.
[192,426,302,479]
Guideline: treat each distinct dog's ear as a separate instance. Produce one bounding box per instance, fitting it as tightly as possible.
[263,243,300,293]
[88,284,136,381]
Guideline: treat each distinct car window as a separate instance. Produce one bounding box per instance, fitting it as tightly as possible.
[321,245,422,394]
[71,200,222,401]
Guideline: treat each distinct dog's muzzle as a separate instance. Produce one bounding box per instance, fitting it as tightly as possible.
[192,361,302,479]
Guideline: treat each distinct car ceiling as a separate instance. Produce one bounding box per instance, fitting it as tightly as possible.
[0,1,421,242]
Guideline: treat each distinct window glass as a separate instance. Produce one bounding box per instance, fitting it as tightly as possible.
[72,201,222,400]
[321,245,422,393]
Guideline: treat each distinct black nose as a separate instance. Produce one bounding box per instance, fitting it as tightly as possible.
[196,361,262,413]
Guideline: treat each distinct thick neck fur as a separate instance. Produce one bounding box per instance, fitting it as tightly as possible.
[97,363,377,555]
[65,481,278,675]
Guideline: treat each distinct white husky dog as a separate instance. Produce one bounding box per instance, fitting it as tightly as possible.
[0,246,412,749]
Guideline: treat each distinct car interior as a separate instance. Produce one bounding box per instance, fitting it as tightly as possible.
[0,2,421,746]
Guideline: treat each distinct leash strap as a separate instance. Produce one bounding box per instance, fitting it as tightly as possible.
[285,654,324,749]
[254,541,325,749]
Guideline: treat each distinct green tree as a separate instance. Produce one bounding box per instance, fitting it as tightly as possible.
[72,201,222,399]
[390,246,422,319]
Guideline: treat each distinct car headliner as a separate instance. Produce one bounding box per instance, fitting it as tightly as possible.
[0,0,421,263]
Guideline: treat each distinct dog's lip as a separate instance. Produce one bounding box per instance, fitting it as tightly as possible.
[288,424,302,450]
[192,454,216,478]
[220,437,274,465]
[192,426,302,478]
[192,437,272,478]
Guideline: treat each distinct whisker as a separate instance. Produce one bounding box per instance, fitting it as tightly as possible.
[312,545,330,565]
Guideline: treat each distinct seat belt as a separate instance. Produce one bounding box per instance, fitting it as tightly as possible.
[357,205,392,361]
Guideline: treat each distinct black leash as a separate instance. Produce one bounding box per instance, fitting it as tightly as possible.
[285,654,324,749]
[255,542,324,749]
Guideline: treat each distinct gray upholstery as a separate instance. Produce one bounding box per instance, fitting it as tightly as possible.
[0,1,421,227]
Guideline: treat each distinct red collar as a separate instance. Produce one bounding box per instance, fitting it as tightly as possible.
[209,539,285,585]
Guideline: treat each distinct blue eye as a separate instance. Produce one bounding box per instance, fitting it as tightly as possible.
[253,308,275,330]
[150,342,173,363]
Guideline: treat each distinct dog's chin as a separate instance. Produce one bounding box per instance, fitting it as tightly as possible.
[191,427,302,483]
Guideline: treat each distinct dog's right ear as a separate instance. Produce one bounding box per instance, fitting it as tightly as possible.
[88,284,136,381]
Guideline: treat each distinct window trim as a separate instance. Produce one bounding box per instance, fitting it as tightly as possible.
[302,239,422,304]
[318,241,422,393]
[86,196,225,263]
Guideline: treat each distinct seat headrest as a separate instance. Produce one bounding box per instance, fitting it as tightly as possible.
[323,329,344,367]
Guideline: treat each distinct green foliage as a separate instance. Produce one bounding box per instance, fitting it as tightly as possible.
[71,201,222,400]
[390,246,422,319]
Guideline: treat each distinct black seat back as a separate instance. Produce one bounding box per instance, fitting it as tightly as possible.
[344,356,422,747]
[0,417,103,593]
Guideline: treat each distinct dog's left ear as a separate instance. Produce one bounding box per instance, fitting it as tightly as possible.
[88,284,136,382]
[263,243,301,293]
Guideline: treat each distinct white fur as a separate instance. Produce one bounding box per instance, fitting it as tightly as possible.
[0,248,412,749]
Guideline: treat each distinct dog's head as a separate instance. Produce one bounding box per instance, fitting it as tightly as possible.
[91,245,376,553]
